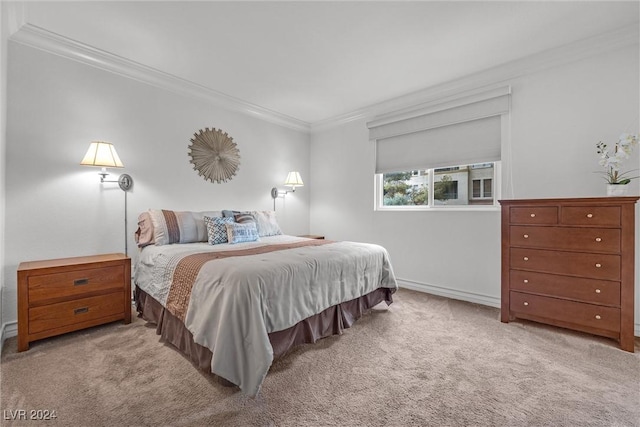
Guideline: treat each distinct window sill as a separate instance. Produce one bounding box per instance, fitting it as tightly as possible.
[375,205,500,212]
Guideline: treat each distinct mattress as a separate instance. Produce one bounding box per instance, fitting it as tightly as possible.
[134,235,398,395]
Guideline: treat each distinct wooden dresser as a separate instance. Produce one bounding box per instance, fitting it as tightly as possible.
[18,253,131,351]
[500,197,638,352]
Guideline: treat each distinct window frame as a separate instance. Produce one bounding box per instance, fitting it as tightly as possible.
[375,161,501,211]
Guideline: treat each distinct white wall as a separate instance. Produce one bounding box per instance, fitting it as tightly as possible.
[0,2,7,345]
[1,41,310,329]
[310,44,640,325]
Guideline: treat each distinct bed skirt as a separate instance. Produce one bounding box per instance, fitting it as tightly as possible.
[134,286,393,386]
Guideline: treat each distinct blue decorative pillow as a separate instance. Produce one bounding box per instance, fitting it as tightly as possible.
[226,222,260,244]
[204,216,235,245]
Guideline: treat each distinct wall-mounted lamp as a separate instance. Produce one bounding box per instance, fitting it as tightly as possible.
[80,141,133,191]
[80,141,133,256]
[271,171,304,210]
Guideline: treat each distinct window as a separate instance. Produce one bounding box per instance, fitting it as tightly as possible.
[472,180,481,198]
[368,86,509,211]
[376,162,499,209]
[484,179,493,198]
[381,170,428,206]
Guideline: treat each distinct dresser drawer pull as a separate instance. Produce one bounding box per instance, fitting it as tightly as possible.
[595,289,601,294]
[595,263,602,268]
[74,278,89,286]
[595,315,601,320]
[530,213,536,218]
[595,237,602,242]
[523,257,529,261]
[523,302,529,306]
[74,307,89,315]
[523,234,529,239]
[586,213,593,218]
[523,279,529,283]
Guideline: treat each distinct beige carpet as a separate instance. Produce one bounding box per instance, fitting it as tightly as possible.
[1,288,639,426]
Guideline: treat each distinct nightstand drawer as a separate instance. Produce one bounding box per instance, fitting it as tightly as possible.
[561,206,620,226]
[29,292,124,334]
[509,270,620,306]
[28,266,125,304]
[510,248,620,280]
[510,226,620,253]
[510,291,620,333]
[509,207,558,224]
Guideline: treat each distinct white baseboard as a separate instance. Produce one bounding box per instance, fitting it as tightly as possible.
[1,321,18,356]
[397,279,640,338]
[397,278,501,308]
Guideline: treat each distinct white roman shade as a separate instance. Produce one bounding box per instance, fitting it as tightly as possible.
[368,86,510,173]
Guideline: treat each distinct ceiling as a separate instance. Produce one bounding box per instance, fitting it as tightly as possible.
[18,1,640,124]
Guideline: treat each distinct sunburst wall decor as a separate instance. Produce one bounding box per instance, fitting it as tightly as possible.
[188,128,240,183]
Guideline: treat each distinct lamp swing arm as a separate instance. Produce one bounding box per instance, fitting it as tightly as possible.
[270,171,304,211]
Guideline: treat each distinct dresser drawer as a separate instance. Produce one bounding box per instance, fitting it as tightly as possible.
[510,292,620,332]
[510,207,558,225]
[28,292,124,334]
[28,266,124,305]
[510,248,620,280]
[560,206,620,226]
[510,226,620,253]
[509,270,620,306]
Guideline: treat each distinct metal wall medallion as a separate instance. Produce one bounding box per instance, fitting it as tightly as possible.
[188,128,240,183]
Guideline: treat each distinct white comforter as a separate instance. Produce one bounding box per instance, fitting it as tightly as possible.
[134,235,397,395]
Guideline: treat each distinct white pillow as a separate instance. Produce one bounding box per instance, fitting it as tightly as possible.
[250,210,282,237]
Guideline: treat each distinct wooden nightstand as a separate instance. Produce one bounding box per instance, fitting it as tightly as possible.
[298,234,325,240]
[17,253,131,351]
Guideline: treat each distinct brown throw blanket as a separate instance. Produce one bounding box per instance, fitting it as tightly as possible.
[166,239,333,321]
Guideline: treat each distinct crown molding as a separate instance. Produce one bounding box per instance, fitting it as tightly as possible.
[9,23,311,133]
[8,21,638,134]
[311,23,639,132]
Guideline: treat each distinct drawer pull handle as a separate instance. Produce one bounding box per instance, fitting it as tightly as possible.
[595,289,601,294]
[523,302,529,306]
[74,307,89,315]
[523,279,529,284]
[595,237,602,242]
[530,213,536,218]
[523,257,529,261]
[595,315,601,320]
[523,234,529,239]
[595,263,602,268]
[74,278,89,286]
[586,213,593,218]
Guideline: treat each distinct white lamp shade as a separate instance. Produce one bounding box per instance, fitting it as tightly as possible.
[80,141,124,168]
[284,171,304,188]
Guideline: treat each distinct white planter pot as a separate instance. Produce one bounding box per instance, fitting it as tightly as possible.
[606,184,629,196]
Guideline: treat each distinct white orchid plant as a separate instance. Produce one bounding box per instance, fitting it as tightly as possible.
[596,133,639,185]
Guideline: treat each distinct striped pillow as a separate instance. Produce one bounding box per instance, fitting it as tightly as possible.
[148,209,222,245]
[234,213,256,224]
[204,216,235,245]
[225,222,259,244]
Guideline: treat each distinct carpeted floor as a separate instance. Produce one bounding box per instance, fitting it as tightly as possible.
[1,288,639,426]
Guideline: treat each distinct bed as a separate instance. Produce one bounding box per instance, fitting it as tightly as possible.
[133,209,398,396]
